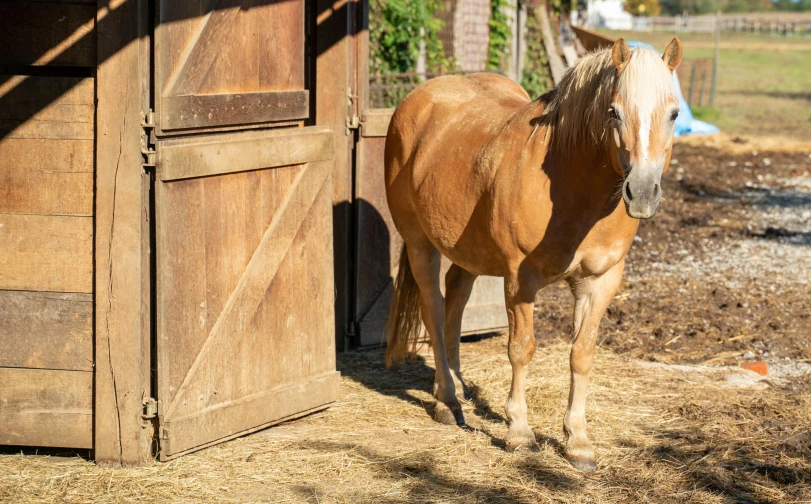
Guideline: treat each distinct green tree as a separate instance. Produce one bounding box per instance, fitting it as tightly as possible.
[625,0,663,15]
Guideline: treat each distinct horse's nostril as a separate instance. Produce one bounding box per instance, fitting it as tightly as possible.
[624,181,633,201]
[653,183,661,198]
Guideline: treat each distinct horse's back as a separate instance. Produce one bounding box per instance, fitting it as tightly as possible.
[384,73,531,271]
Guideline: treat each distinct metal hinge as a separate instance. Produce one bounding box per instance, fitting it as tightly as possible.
[142,397,158,420]
[140,109,156,168]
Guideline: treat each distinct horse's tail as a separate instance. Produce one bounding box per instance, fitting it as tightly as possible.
[385,245,423,367]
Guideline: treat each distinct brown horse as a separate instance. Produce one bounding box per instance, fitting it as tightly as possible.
[384,38,683,471]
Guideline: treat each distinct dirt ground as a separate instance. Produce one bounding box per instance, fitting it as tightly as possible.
[2,136,810,504]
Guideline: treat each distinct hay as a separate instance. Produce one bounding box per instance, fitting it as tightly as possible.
[2,334,810,503]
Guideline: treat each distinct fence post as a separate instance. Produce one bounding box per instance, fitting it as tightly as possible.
[710,11,719,108]
[699,67,707,107]
[688,62,697,107]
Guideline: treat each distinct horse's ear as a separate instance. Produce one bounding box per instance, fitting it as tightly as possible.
[611,38,631,72]
[662,38,683,72]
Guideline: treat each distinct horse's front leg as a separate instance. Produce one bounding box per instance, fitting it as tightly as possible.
[564,260,625,472]
[504,273,541,452]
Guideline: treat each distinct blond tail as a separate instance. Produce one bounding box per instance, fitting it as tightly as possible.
[385,245,423,367]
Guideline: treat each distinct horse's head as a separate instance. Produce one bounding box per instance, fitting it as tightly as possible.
[607,38,682,219]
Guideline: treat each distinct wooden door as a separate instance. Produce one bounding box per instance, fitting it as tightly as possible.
[153,0,339,459]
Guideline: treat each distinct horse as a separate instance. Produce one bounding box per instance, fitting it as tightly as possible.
[383,37,683,471]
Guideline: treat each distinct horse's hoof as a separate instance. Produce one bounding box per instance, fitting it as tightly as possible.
[434,401,465,426]
[504,428,540,452]
[565,453,597,472]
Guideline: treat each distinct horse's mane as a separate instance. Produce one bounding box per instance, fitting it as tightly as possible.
[538,46,672,157]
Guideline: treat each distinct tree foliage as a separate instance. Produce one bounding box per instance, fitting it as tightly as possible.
[625,0,663,16]
[369,0,451,76]
[487,0,513,70]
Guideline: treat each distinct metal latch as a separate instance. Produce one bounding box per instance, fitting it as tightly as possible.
[140,109,156,168]
[346,114,360,133]
[142,397,158,420]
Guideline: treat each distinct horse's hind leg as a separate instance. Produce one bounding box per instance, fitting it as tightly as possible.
[444,264,477,402]
[406,240,465,425]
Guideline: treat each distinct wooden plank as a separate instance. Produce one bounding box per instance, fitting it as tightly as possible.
[572,26,615,52]
[94,0,151,465]
[161,91,309,130]
[537,6,566,85]
[158,125,334,181]
[0,138,93,216]
[0,76,94,140]
[161,372,340,459]
[0,3,96,66]
[0,214,92,293]
[0,291,93,371]
[361,109,394,138]
[0,368,92,448]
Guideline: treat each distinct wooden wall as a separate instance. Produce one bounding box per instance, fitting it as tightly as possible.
[0,1,97,449]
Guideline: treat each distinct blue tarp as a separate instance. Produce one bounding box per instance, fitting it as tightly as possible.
[627,41,719,137]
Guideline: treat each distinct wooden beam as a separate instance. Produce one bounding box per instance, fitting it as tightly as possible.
[161,91,309,130]
[158,125,334,181]
[94,0,151,466]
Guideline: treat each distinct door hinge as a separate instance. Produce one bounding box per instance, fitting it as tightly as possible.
[140,109,156,168]
[142,396,158,420]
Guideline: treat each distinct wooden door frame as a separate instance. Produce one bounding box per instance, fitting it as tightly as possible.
[94,0,153,465]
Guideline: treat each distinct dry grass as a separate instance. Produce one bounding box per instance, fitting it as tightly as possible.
[3,335,810,503]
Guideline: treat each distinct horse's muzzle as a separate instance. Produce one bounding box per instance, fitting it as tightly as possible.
[622,177,661,219]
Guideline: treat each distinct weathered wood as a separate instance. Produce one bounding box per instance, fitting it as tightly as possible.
[0,214,92,293]
[160,371,340,460]
[0,3,96,66]
[94,0,151,465]
[158,125,334,181]
[156,157,337,458]
[361,109,394,138]
[161,91,309,130]
[164,0,242,96]
[537,6,566,85]
[316,0,355,350]
[0,368,92,448]
[0,76,94,140]
[0,291,93,371]
[0,138,93,216]
[155,0,306,135]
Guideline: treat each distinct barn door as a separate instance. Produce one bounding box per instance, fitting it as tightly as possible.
[153,0,339,460]
[350,1,508,346]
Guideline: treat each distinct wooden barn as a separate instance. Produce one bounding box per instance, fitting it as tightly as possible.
[0,0,507,465]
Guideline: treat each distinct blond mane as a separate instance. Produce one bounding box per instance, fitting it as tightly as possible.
[539,45,675,157]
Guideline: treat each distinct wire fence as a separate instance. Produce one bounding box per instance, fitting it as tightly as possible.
[368,0,522,109]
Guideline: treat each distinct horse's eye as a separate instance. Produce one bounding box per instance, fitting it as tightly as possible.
[608,108,620,122]
[670,110,679,121]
